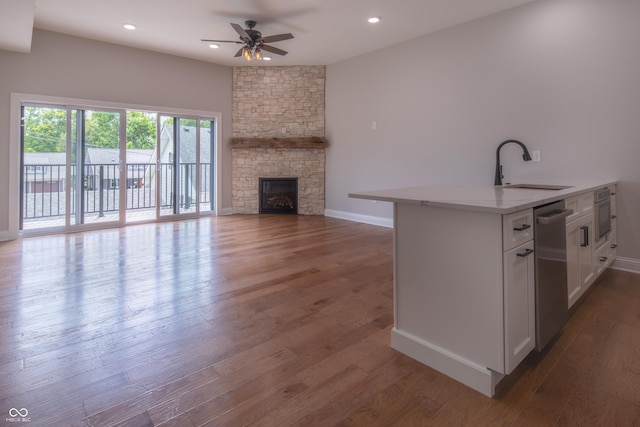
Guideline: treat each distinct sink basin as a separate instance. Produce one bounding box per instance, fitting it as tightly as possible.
[506,184,573,191]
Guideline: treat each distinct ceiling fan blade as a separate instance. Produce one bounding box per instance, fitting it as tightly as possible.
[201,39,243,44]
[261,44,288,56]
[231,23,251,42]
[234,47,245,57]
[259,33,294,43]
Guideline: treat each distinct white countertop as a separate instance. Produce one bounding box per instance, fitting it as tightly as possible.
[349,179,617,214]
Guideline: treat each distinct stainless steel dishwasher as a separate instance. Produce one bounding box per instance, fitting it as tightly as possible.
[534,200,573,351]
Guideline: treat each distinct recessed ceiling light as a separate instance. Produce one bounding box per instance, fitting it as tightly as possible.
[263,56,272,61]
[208,44,219,49]
[368,17,381,24]
[123,23,136,30]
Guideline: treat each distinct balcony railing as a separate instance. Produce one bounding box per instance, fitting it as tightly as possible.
[22,162,211,221]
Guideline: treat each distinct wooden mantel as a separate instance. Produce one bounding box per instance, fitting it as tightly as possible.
[230,136,326,149]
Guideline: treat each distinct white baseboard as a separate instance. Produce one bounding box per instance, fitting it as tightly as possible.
[217,207,233,216]
[612,257,640,274]
[324,209,393,228]
[391,327,503,397]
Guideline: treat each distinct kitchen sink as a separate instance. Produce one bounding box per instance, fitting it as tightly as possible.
[506,184,573,190]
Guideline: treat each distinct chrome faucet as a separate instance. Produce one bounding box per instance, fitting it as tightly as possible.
[494,139,533,186]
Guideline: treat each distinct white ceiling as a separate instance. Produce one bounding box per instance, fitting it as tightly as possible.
[4,0,537,66]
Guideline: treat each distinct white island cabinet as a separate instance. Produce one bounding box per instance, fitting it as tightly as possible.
[349,179,616,397]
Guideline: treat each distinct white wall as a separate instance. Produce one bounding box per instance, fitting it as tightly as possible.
[326,0,640,262]
[0,29,233,237]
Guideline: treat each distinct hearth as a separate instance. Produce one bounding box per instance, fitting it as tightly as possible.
[259,177,298,214]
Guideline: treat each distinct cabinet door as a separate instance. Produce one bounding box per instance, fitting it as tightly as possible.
[567,214,595,308]
[504,241,535,374]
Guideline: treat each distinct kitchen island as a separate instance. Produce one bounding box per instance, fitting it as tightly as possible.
[349,179,616,396]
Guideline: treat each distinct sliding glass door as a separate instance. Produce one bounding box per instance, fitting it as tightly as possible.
[20,105,125,230]
[70,108,125,227]
[157,116,215,218]
[19,99,217,234]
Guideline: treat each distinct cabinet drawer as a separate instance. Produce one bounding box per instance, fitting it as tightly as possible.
[565,192,594,223]
[503,209,533,251]
[594,242,611,276]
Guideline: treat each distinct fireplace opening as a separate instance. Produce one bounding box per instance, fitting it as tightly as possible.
[259,177,298,214]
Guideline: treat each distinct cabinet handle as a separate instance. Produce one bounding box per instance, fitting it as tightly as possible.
[599,256,608,262]
[513,224,531,232]
[611,215,617,219]
[611,244,618,249]
[517,248,534,257]
[611,192,617,195]
[580,226,589,247]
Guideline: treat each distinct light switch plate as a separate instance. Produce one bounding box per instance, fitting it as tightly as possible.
[532,150,541,162]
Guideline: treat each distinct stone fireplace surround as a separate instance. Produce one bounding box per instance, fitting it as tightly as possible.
[231,137,326,215]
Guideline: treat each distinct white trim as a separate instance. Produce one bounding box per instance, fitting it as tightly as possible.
[9,92,224,238]
[612,257,640,274]
[391,327,504,397]
[324,209,392,228]
[8,94,21,240]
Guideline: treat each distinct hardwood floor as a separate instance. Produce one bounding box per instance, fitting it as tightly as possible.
[1,215,639,426]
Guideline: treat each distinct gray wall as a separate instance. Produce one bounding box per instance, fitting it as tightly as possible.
[326,0,640,262]
[0,29,233,233]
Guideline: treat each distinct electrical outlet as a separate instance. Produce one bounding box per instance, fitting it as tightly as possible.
[372,121,377,130]
[281,127,287,134]
[532,150,541,162]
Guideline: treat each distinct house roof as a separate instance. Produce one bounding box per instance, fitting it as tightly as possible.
[23,152,67,164]
[160,125,212,164]
[85,148,154,165]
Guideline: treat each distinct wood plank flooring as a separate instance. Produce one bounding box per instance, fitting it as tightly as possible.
[1,215,640,426]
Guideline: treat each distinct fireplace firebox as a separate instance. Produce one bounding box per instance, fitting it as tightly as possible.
[259,177,298,214]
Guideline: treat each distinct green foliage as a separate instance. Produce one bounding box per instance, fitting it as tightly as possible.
[23,107,67,153]
[24,107,212,153]
[162,117,213,129]
[126,111,156,149]
[85,111,120,149]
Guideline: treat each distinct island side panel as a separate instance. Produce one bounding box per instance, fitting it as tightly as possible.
[393,202,505,372]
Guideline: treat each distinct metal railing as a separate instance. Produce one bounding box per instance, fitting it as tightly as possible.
[22,162,211,220]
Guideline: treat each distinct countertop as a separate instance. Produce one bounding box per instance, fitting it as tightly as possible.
[349,179,617,214]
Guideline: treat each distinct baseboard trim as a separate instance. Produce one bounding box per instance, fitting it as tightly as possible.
[612,257,640,274]
[324,209,392,228]
[217,207,233,216]
[391,327,503,397]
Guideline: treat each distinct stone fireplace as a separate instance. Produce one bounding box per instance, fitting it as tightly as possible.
[231,137,325,215]
[231,66,326,215]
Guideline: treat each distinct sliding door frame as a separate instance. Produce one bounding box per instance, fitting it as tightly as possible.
[9,93,223,239]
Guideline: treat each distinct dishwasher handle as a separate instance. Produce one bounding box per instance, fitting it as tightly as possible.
[536,208,573,225]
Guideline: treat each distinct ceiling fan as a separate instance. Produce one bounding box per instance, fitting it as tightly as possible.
[202,20,294,61]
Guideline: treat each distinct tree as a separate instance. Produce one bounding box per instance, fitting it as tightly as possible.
[84,111,120,149]
[23,106,67,153]
[162,117,212,129]
[126,111,156,149]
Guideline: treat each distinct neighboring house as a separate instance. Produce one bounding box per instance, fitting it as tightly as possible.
[23,152,66,193]
[85,147,154,189]
[149,124,213,206]
[23,148,154,193]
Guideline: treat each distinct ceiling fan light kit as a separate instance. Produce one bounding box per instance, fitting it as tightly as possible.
[202,20,294,61]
